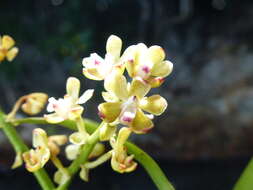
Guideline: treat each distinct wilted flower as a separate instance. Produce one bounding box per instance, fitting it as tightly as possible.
[0,35,19,62]
[44,77,94,123]
[21,93,48,115]
[98,72,167,134]
[82,35,124,81]
[110,127,137,173]
[124,43,173,87]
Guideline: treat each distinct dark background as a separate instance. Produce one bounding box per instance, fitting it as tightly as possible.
[0,0,253,189]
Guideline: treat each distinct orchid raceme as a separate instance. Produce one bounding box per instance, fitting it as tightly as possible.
[124,43,173,87]
[0,35,19,62]
[98,72,167,134]
[82,35,124,81]
[110,127,137,173]
[23,128,67,172]
[44,77,94,123]
[0,34,176,190]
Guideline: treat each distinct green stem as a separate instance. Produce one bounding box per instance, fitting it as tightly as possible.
[14,117,175,190]
[233,157,253,190]
[0,111,55,190]
[56,122,102,190]
[126,142,175,190]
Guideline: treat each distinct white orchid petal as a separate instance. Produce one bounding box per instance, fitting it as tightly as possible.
[77,89,94,104]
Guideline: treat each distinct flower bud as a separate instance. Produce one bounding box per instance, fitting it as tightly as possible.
[65,144,80,160]
[11,152,23,169]
[88,143,105,159]
[99,122,117,141]
[54,169,70,185]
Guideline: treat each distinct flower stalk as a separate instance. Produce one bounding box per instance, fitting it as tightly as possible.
[0,110,55,190]
[11,116,175,190]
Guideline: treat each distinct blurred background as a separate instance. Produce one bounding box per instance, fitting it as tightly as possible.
[0,0,253,189]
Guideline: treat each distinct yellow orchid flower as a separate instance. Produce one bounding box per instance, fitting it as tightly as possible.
[44,77,94,123]
[0,35,19,62]
[123,43,173,87]
[82,35,124,81]
[98,72,167,134]
[23,128,67,172]
[110,127,137,173]
[23,128,50,172]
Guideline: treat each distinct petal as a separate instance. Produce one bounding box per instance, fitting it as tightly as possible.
[102,91,118,102]
[68,105,84,120]
[98,102,122,123]
[147,45,165,64]
[47,97,57,112]
[104,71,128,100]
[6,47,18,61]
[38,147,51,167]
[139,95,167,115]
[69,131,89,145]
[2,35,15,49]
[145,76,165,88]
[77,89,94,104]
[44,113,65,123]
[33,128,48,148]
[48,135,68,146]
[0,50,5,62]
[23,150,42,172]
[65,144,80,160]
[121,45,137,77]
[135,43,148,65]
[130,109,154,134]
[82,53,105,67]
[151,60,173,77]
[66,77,80,100]
[114,127,132,158]
[99,123,117,141]
[83,68,104,80]
[106,35,122,59]
[128,77,151,99]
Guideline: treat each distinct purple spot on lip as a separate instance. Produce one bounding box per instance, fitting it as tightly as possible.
[128,59,134,63]
[122,116,132,123]
[98,110,105,119]
[94,60,100,65]
[142,66,150,74]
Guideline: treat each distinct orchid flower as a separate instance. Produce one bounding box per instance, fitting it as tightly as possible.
[44,77,94,123]
[0,35,19,62]
[124,43,173,87]
[23,128,67,173]
[110,127,137,173]
[98,72,167,134]
[82,35,124,81]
